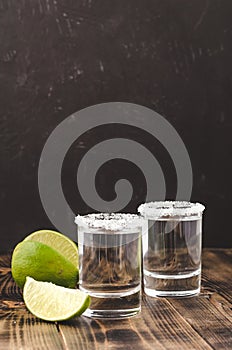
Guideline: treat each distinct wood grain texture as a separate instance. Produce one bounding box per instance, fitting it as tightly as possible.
[0,249,231,349]
[166,249,232,349]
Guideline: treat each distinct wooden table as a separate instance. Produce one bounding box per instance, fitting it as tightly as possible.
[0,249,231,349]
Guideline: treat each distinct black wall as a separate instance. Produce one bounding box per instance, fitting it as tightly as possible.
[1,0,232,252]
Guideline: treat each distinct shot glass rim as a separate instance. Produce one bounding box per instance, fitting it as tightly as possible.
[75,212,145,231]
[138,200,205,220]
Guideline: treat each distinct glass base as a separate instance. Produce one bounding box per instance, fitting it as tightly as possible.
[144,269,201,298]
[80,286,141,319]
[144,287,200,298]
[83,307,141,319]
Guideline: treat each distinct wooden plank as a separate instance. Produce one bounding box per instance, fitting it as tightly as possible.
[166,249,232,349]
[208,293,232,323]
[203,249,232,341]
[59,296,213,350]
[0,309,64,350]
[201,249,232,303]
[168,296,232,350]
[142,296,213,350]
[202,249,232,323]
[0,250,231,350]
[57,313,165,350]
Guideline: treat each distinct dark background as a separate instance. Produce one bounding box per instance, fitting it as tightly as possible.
[0,0,232,252]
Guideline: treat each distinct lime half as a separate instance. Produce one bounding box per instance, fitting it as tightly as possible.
[23,277,90,321]
[11,241,78,289]
[24,230,78,268]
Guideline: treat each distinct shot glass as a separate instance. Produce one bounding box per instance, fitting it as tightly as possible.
[75,213,143,319]
[138,201,205,297]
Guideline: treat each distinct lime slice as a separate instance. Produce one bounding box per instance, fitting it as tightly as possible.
[23,230,78,268]
[23,277,90,321]
[11,241,78,289]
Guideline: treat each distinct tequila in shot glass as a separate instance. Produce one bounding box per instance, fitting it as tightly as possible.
[75,213,143,319]
[138,201,205,297]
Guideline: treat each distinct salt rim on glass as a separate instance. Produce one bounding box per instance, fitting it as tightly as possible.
[138,201,205,220]
[75,213,145,248]
[75,213,144,231]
